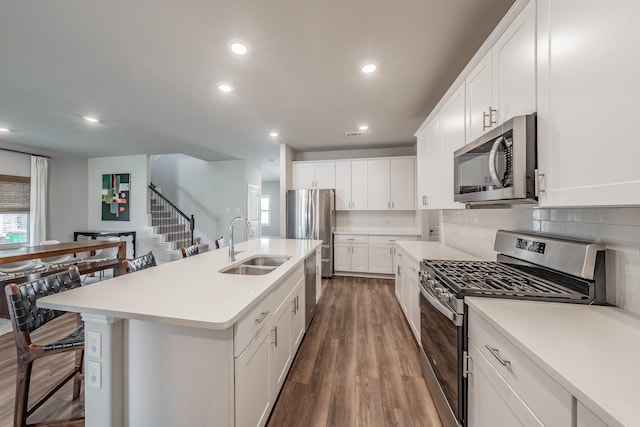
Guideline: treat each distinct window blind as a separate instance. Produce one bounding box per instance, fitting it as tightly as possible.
[0,174,30,212]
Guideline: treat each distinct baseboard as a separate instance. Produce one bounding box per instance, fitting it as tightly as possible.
[334,272,395,280]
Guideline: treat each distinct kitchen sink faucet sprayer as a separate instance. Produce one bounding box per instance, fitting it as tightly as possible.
[229,216,255,262]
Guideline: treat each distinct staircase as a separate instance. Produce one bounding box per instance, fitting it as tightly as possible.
[143,184,208,263]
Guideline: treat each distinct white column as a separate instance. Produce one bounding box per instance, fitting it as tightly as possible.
[82,314,125,427]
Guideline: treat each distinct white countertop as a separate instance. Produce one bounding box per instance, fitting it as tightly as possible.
[333,229,421,236]
[466,297,640,427]
[394,240,482,262]
[39,238,321,330]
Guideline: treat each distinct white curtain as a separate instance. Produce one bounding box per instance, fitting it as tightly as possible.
[29,156,48,245]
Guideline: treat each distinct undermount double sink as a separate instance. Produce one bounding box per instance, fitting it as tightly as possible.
[220,255,291,275]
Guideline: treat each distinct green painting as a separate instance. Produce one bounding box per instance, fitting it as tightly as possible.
[101,173,130,221]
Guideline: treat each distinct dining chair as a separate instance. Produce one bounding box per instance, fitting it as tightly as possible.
[181,244,200,258]
[4,266,85,427]
[122,251,157,274]
[40,239,82,270]
[0,260,45,281]
[82,236,121,280]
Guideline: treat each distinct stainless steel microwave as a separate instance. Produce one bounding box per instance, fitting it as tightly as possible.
[454,114,537,205]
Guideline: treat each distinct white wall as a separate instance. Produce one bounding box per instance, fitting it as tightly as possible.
[150,154,250,247]
[295,145,416,161]
[440,206,640,315]
[0,150,30,176]
[336,211,420,235]
[279,143,294,237]
[0,151,89,243]
[88,155,149,232]
[261,181,280,237]
[48,156,89,241]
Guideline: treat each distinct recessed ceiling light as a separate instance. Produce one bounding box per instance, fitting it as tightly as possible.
[361,64,377,74]
[359,125,369,131]
[217,83,234,93]
[269,132,279,137]
[230,42,248,55]
[84,116,100,123]
[0,127,9,132]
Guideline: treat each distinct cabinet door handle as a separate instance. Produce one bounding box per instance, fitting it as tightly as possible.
[535,169,545,196]
[485,345,511,366]
[392,201,395,208]
[272,326,278,347]
[422,195,427,206]
[255,311,269,325]
[296,295,299,312]
[483,106,498,130]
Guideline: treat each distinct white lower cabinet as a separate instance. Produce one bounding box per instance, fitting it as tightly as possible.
[235,265,307,427]
[577,401,608,427]
[334,235,369,273]
[235,327,272,427]
[336,235,419,276]
[467,340,542,427]
[270,296,293,397]
[394,247,420,342]
[468,307,573,427]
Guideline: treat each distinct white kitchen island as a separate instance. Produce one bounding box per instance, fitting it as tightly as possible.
[38,238,322,427]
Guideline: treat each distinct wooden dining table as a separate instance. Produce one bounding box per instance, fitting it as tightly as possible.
[0,240,127,319]
[0,240,126,265]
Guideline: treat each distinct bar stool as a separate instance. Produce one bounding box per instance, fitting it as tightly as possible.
[181,244,200,258]
[122,251,157,274]
[4,266,85,427]
[214,237,227,249]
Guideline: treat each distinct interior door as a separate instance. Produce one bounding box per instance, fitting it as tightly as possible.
[247,184,260,239]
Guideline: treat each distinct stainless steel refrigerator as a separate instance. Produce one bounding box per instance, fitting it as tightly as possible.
[286,189,335,278]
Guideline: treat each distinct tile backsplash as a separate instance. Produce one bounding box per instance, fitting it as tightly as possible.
[441,207,640,315]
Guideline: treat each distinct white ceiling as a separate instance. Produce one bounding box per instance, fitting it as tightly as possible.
[0,0,514,176]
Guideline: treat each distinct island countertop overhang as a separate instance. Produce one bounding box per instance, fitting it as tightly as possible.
[38,238,322,330]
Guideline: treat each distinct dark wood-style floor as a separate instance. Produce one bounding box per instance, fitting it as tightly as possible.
[0,277,442,426]
[0,313,84,426]
[267,276,443,427]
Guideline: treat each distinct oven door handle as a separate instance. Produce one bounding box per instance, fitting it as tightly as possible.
[420,283,462,326]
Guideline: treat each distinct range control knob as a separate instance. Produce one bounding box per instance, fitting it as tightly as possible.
[427,279,437,290]
[440,290,452,303]
[426,271,433,280]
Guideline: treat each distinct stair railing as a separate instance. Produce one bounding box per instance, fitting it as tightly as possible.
[148,183,195,247]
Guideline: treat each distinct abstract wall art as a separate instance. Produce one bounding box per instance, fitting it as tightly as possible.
[101,173,130,221]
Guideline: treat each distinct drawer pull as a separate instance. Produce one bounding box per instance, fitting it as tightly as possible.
[485,345,511,367]
[255,311,269,325]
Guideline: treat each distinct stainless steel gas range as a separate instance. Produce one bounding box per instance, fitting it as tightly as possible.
[418,230,606,427]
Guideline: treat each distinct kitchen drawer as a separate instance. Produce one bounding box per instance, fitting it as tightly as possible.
[334,234,368,244]
[271,265,303,313]
[468,308,573,426]
[468,340,543,427]
[234,293,274,356]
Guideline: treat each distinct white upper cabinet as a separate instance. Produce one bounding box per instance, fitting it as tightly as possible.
[466,51,495,143]
[417,116,441,209]
[390,158,416,210]
[417,85,465,210]
[466,0,536,143]
[367,159,391,210]
[350,161,368,210]
[438,84,466,209]
[335,160,368,210]
[367,158,416,210]
[292,161,335,189]
[492,0,536,124]
[536,0,640,206]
